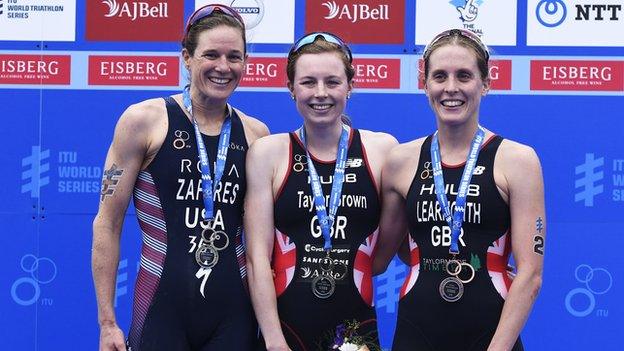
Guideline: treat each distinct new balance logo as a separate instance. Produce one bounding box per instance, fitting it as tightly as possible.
[346,158,363,168]
[21,146,50,199]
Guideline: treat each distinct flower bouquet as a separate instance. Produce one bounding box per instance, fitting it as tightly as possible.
[330,320,373,351]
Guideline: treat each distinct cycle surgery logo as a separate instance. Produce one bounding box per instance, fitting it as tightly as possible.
[565,264,612,317]
[11,254,57,306]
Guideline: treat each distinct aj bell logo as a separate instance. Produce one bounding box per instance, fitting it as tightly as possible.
[450,0,483,22]
[102,0,168,21]
[322,1,389,22]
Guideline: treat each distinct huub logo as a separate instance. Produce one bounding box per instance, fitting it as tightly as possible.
[322,1,389,22]
[102,0,168,21]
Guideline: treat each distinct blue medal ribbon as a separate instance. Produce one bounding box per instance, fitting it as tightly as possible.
[430,126,485,255]
[298,125,350,251]
[183,85,232,221]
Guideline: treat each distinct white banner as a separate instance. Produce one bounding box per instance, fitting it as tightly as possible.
[415,0,517,46]
[195,0,294,44]
[0,0,76,41]
[527,0,624,46]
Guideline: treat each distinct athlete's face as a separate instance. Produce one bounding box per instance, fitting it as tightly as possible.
[288,52,353,127]
[183,25,246,104]
[424,44,490,127]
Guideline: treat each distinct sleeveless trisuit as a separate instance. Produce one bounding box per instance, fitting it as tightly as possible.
[270,130,380,351]
[393,135,523,351]
[127,97,256,350]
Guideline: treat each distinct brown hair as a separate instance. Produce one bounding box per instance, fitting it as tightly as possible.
[286,37,355,83]
[181,11,246,57]
[422,30,489,82]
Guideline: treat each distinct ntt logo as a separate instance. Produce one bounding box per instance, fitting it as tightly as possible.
[536,0,567,27]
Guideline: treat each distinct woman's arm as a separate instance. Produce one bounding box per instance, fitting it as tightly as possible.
[488,142,545,351]
[92,101,162,351]
[373,144,412,275]
[244,136,291,351]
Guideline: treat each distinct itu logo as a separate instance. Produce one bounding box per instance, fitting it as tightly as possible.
[536,0,567,27]
[230,0,265,29]
[450,0,483,23]
[575,153,604,207]
[565,264,612,317]
[11,254,57,306]
[21,146,50,199]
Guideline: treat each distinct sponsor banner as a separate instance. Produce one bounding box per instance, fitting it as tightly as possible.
[416,59,511,91]
[528,0,624,46]
[352,58,401,89]
[239,56,287,88]
[415,0,517,46]
[88,55,179,86]
[305,0,405,44]
[86,0,183,41]
[196,0,294,44]
[0,55,71,85]
[530,60,624,91]
[489,59,512,90]
[0,0,76,41]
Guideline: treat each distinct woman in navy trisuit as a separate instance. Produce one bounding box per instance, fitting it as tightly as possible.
[245,33,397,351]
[374,29,546,351]
[92,5,269,350]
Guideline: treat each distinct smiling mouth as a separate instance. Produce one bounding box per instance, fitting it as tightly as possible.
[208,77,232,85]
[310,103,333,111]
[441,100,464,107]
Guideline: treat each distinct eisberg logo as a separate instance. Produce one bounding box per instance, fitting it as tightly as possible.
[321,1,389,22]
[88,55,179,86]
[11,254,57,306]
[536,0,567,27]
[565,264,612,317]
[102,0,168,21]
[231,0,264,29]
[450,0,483,23]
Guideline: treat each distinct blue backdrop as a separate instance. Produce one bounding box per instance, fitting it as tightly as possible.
[1,1,622,350]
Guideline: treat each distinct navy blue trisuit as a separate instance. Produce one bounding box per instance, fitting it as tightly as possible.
[127,96,257,350]
[392,135,523,351]
[264,130,380,351]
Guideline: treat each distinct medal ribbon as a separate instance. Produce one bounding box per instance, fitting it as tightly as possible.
[430,126,485,255]
[298,124,350,251]
[183,85,232,221]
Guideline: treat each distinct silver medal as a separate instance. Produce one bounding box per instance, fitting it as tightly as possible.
[195,244,219,269]
[312,274,336,299]
[439,276,464,302]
